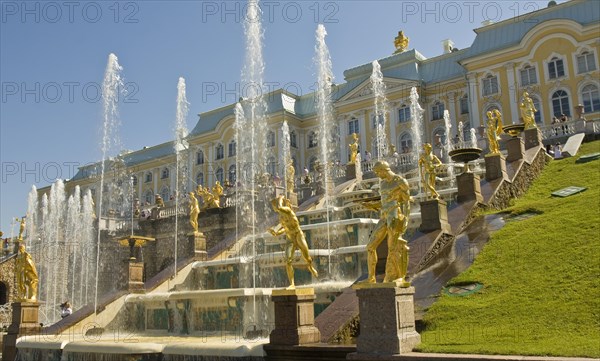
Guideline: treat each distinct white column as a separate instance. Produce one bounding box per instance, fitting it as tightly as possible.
[388,107,397,152]
[467,73,481,127]
[505,63,518,124]
[360,111,368,156]
[137,172,143,201]
[170,162,176,198]
[298,129,306,169]
[187,147,194,192]
[207,143,214,185]
[153,168,158,195]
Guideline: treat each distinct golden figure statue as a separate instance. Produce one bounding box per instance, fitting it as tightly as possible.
[286,158,295,193]
[486,109,503,155]
[189,192,200,233]
[212,181,224,199]
[15,243,38,301]
[520,91,537,129]
[16,217,26,241]
[394,31,409,54]
[155,194,165,207]
[361,161,412,285]
[418,143,442,199]
[349,133,360,164]
[268,195,318,289]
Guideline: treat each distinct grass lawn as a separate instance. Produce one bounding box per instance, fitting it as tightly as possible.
[418,141,600,358]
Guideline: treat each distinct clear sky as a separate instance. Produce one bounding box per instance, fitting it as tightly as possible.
[0,0,561,233]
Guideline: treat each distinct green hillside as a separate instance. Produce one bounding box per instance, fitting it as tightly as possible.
[418,141,600,358]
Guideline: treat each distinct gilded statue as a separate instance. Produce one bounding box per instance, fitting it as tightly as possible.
[486,109,503,155]
[15,243,38,301]
[189,192,200,233]
[155,194,165,207]
[196,185,220,209]
[16,216,26,241]
[286,158,295,193]
[394,31,409,54]
[520,91,537,129]
[418,143,442,200]
[212,181,224,199]
[360,161,412,285]
[349,133,360,164]
[268,195,319,289]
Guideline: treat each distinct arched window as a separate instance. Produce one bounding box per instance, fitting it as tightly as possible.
[144,190,153,204]
[459,95,469,114]
[215,168,224,184]
[145,172,153,183]
[215,144,224,160]
[228,165,236,183]
[160,186,170,201]
[308,131,317,148]
[228,140,236,157]
[161,167,170,179]
[552,90,571,117]
[399,133,412,153]
[308,156,318,171]
[267,131,276,147]
[432,128,446,147]
[290,131,297,148]
[398,105,411,122]
[196,150,204,165]
[581,84,600,113]
[196,172,204,187]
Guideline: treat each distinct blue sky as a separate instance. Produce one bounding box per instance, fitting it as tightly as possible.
[0,0,560,233]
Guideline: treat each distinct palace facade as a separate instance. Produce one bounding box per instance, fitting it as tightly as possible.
[44,0,599,204]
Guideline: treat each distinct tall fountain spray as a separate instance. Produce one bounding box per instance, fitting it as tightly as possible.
[409,87,424,194]
[281,120,291,194]
[173,77,190,278]
[458,122,465,148]
[66,187,81,304]
[80,190,95,308]
[239,0,268,329]
[49,180,66,321]
[315,23,335,274]
[371,60,388,159]
[95,53,124,316]
[442,110,455,184]
[470,128,478,148]
[26,185,39,256]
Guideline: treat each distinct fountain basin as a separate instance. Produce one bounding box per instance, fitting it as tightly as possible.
[503,124,525,137]
[449,148,482,164]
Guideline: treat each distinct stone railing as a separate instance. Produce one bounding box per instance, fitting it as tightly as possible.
[157,204,188,219]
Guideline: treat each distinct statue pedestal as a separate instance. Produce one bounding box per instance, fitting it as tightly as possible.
[457,172,483,203]
[299,185,312,202]
[269,288,321,346]
[349,284,420,356]
[190,231,207,261]
[3,301,42,361]
[523,127,542,150]
[484,154,508,181]
[346,163,356,180]
[127,260,145,293]
[287,191,298,208]
[506,137,525,162]
[419,199,451,233]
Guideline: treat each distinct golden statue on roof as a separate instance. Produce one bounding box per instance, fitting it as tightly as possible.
[394,31,409,54]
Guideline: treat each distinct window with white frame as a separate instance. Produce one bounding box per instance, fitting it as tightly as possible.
[228,140,236,157]
[290,131,297,148]
[267,131,276,147]
[196,150,204,165]
[308,131,317,148]
[144,190,153,204]
[548,57,565,79]
[551,90,571,117]
[581,84,600,113]
[215,144,224,160]
[431,101,445,121]
[145,172,153,183]
[432,128,446,147]
[520,65,537,86]
[399,133,412,153]
[161,167,170,179]
[372,114,384,128]
[482,75,499,96]
[348,118,359,134]
[160,186,170,201]
[196,172,204,187]
[398,105,411,122]
[267,157,277,175]
[460,95,469,114]
[228,165,236,183]
[577,51,597,74]
[215,168,224,184]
